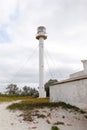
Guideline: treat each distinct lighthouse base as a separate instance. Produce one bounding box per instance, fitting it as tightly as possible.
[39,89,46,98]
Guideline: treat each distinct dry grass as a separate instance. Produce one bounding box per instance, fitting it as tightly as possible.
[0,95,36,102]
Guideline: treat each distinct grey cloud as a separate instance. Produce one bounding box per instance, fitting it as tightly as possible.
[45,66,75,82]
[0,0,87,92]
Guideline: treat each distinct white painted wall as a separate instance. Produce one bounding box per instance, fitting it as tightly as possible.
[82,60,87,71]
[50,78,87,107]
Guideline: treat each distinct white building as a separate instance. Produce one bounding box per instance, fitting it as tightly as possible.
[50,60,87,108]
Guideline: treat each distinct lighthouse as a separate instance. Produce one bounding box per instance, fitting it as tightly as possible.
[36,26,47,98]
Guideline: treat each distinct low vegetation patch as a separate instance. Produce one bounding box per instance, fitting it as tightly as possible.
[0,95,34,102]
[20,110,47,122]
[7,99,86,114]
[53,121,64,125]
[51,126,60,130]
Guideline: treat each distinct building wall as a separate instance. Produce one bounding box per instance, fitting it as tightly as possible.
[50,78,87,107]
[82,60,87,71]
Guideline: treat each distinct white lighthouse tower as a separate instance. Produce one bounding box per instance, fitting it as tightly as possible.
[36,26,47,98]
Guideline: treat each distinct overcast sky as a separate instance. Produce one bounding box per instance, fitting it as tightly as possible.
[0,0,87,92]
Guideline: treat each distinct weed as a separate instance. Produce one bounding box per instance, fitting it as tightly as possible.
[84,115,87,118]
[53,121,64,125]
[51,126,60,130]
[46,119,51,124]
[33,113,46,118]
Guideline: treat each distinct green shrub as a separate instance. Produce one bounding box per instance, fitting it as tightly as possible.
[51,126,60,130]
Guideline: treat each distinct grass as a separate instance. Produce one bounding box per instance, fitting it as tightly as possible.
[0,95,36,102]
[51,126,60,130]
[7,98,86,114]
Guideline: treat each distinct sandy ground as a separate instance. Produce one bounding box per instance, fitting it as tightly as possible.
[23,108,87,130]
[0,102,30,130]
[0,102,87,130]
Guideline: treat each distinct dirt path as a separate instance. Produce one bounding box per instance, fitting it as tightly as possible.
[0,102,29,130]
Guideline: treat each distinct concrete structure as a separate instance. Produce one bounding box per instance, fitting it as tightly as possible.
[50,60,87,108]
[36,26,47,98]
